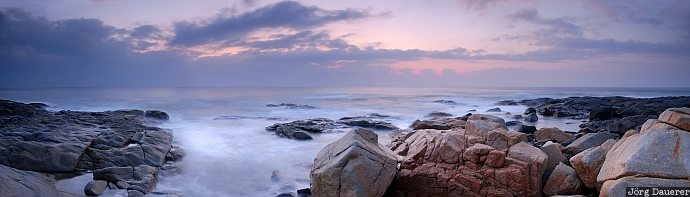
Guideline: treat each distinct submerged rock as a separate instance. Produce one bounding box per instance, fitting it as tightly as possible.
[486,107,502,112]
[266,103,317,109]
[310,129,397,197]
[145,110,169,120]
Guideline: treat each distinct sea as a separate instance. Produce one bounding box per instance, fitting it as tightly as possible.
[1,87,689,197]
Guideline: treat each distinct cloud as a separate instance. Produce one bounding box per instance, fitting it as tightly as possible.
[509,8,582,37]
[1,7,689,88]
[169,1,370,46]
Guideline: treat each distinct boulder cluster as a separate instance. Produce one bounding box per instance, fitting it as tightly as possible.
[307,105,690,196]
[0,99,182,197]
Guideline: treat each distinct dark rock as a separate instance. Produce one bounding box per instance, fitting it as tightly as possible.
[212,115,287,121]
[516,124,537,134]
[486,107,502,112]
[94,165,158,195]
[505,120,520,126]
[512,114,523,119]
[589,107,619,120]
[338,117,398,130]
[276,193,295,197]
[266,118,342,140]
[426,111,453,117]
[297,188,311,197]
[433,99,457,104]
[564,132,617,154]
[524,112,538,122]
[524,107,537,115]
[266,103,317,109]
[145,110,169,120]
[84,180,108,196]
[0,100,174,172]
[496,100,519,105]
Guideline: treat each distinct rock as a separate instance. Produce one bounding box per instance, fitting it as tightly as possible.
[597,120,690,183]
[535,127,575,143]
[426,111,453,117]
[485,149,506,168]
[600,177,690,197]
[84,180,108,196]
[524,107,537,115]
[338,117,398,130]
[128,190,145,197]
[166,146,185,162]
[580,115,655,134]
[465,114,506,135]
[145,110,169,120]
[505,120,520,126]
[433,99,457,104]
[276,192,295,197]
[0,100,174,172]
[310,129,397,197]
[410,120,450,130]
[297,188,311,197]
[496,100,519,105]
[93,165,159,195]
[564,132,617,154]
[486,107,502,112]
[589,107,619,120]
[266,118,342,140]
[540,142,567,177]
[212,115,287,121]
[506,142,549,197]
[658,107,690,131]
[116,181,130,189]
[543,163,582,195]
[569,146,606,189]
[389,130,545,196]
[512,114,523,119]
[524,112,538,122]
[0,164,77,197]
[266,103,317,109]
[516,124,537,134]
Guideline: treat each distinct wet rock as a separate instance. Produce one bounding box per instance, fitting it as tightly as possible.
[276,192,295,197]
[426,111,453,117]
[543,163,582,195]
[84,180,108,196]
[524,112,538,122]
[266,103,317,109]
[145,110,169,120]
[524,107,537,115]
[433,99,457,104]
[311,129,397,197]
[505,120,520,126]
[266,118,342,140]
[297,188,311,197]
[512,114,523,119]
[535,127,575,143]
[589,107,619,120]
[338,117,398,130]
[93,165,159,195]
[0,100,174,172]
[516,124,537,134]
[486,107,502,112]
[0,164,76,197]
[496,100,519,105]
[564,132,617,154]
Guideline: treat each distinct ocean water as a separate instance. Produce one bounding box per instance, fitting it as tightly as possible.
[1,87,690,197]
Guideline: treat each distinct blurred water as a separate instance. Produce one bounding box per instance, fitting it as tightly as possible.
[1,87,689,196]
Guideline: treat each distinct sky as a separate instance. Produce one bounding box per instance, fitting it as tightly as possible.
[0,0,689,87]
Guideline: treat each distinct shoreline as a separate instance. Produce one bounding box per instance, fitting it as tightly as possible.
[2,95,689,196]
